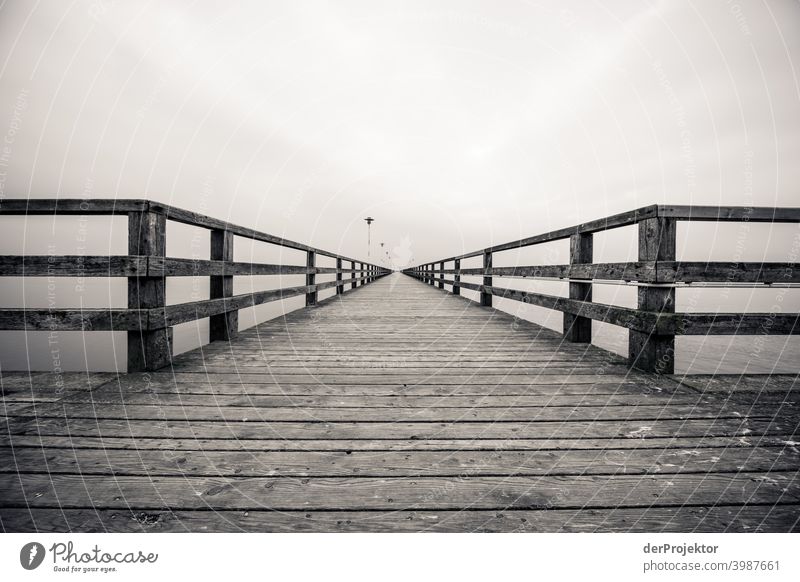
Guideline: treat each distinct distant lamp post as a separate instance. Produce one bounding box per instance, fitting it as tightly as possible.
[364,217,375,257]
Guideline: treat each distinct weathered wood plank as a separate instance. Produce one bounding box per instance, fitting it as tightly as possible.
[4,505,798,533]
[16,402,794,423]
[0,309,146,331]
[0,199,147,214]
[209,229,237,342]
[127,209,171,371]
[564,232,592,342]
[0,255,147,276]
[5,446,796,478]
[5,417,792,440]
[3,434,792,452]
[1,472,797,510]
[438,261,800,284]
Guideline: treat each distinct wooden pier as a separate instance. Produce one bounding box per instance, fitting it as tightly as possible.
[1,201,798,532]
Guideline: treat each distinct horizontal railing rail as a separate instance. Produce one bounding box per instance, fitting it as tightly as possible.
[0,199,390,371]
[403,204,800,374]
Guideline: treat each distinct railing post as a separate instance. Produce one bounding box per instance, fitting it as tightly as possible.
[359,262,365,286]
[306,250,317,306]
[127,209,172,372]
[629,217,676,374]
[481,251,493,307]
[209,229,237,342]
[429,264,434,286]
[453,259,461,295]
[336,258,344,294]
[439,261,444,289]
[351,260,356,289]
[563,232,593,343]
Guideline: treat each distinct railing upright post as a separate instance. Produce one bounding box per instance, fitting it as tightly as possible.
[453,259,461,295]
[481,251,493,307]
[351,260,356,289]
[336,258,344,295]
[360,262,365,286]
[429,264,434,286]
[439,261,444,289]
[629,217,676,374]
[306,250,317,306]
[564,232,593,343]
[209,229,238,342]
[127,208,172,372]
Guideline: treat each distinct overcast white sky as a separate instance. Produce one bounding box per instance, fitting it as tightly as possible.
[1,0,798,265]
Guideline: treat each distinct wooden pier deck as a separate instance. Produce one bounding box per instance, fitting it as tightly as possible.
[2,273,799,532]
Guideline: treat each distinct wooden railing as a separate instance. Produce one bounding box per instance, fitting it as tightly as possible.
[0,199,389,371]
[404,205,800,374]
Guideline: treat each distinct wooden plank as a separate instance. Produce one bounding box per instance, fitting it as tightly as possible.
[3,505,797,533]
[0,308,146,331]
[0,255,147,277]
[673,313,800,336]
[452,262,656,281]
[448,261,799,284]
[3,434,793,452]
[74,379,683,396]
[305,250,316,306]
[19,402,794,422]
[564,232,592,342]
[149,258,352,277]
[1,472,797,510]
[127,209,171,372]
[0,199,147,214]
[5,446,796,478]
[658,262,800,284]
[19,393,722,409]
[6,417,792,440]
[630,216,676,373]
[658,205,800,222]
[481,251,492,307]
[209,229,237,342]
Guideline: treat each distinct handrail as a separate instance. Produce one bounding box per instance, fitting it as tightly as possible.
[403,204,800,374]
[0,199,390,371]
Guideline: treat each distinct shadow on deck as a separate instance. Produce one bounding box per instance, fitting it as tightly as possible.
[1,274,799,532]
